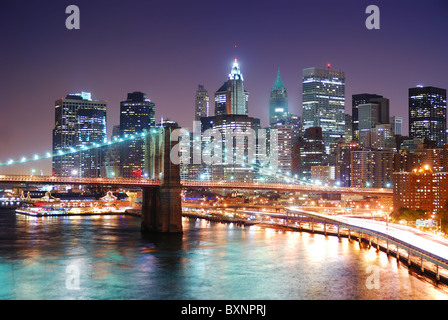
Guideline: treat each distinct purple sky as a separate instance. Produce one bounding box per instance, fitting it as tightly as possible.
[1,0,447,174]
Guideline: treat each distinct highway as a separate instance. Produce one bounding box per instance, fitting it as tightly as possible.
[185,204,448,263]
[287,207,448,262]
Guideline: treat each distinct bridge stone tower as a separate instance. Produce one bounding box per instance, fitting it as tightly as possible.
[141,126,183,233]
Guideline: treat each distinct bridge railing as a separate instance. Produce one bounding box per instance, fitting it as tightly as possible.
[0,175,161,186]
[181,180,392,194]
[0,175,393,193]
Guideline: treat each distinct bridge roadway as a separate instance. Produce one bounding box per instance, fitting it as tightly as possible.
[0,175,392,196]
[281,207,448,278]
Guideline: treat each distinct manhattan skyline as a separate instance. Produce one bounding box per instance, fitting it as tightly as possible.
[1,0,448,174]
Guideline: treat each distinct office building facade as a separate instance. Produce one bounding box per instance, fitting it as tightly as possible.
[200,114,261,182]
[119,91,155,178]
[390,116,403,136]
[351,149,394,188]
[297,127,326,180]
[409,86,447,148]
[52,92,107,177]
[352,93,383,142]
[393,168,448,215]
[302,66,345,153]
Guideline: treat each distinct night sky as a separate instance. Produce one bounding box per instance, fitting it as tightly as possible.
[1,0,447,174]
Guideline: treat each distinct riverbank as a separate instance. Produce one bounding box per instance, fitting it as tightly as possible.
[182,210,448,290]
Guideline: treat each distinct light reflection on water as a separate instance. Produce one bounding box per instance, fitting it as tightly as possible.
[0,210,447,300]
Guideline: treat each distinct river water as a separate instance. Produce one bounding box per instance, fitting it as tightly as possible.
[0,209,447,300]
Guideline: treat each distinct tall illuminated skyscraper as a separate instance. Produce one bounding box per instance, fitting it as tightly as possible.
[200,114,260,182]
[194,84,209,120]
[409,86,447,148]
[119,91,155,178]
[52,92,107,177]
[269,68,288,125]
[215,59,249,116]
[302,65,345,152]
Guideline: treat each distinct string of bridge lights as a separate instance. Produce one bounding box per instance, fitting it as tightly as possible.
[0,130,158,168]
[0,128,335,187]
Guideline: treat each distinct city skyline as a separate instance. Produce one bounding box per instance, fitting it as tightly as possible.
[2,1,448,303]
[1,0,448,175]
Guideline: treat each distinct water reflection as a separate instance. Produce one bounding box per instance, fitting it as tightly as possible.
[0,211,447,299]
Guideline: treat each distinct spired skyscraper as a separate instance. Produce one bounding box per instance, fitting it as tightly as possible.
[119,91,155,178]
[52,92,107,177]
[194,85,209,121]
[409,86,447,148]
[302,65,346,153]
[215,59,249,116]
[196,59,264,183]
[269,69,288,125]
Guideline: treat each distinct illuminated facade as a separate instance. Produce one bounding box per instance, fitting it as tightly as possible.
[361,124,395,151]
[311,166,340,185]
[351,149,394,188]
[393,167,448,215]
[269,114,301,180]
[200,114,261,182]
[334,141,362,187]
[269,69,288,125]
[215,59,249,116]
[119,91,155,178]
[52,92,107,177]
[302,66,345,153]
[409,86,447,148]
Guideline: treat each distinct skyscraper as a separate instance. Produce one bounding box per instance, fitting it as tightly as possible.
[357,96,390,147]
[269,69,288,125]
[200,114,260,182]
[302,65,345,153]
[297,127,326,179]
[409,86,447,147]
[119,91,155,178]
[52,92,107,177]
[215,59,249,116]
[352,93,383,142]
[194,85,209,121]
[269,114,301,180]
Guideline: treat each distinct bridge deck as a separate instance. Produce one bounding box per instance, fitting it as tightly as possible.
[0,175,392,195]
